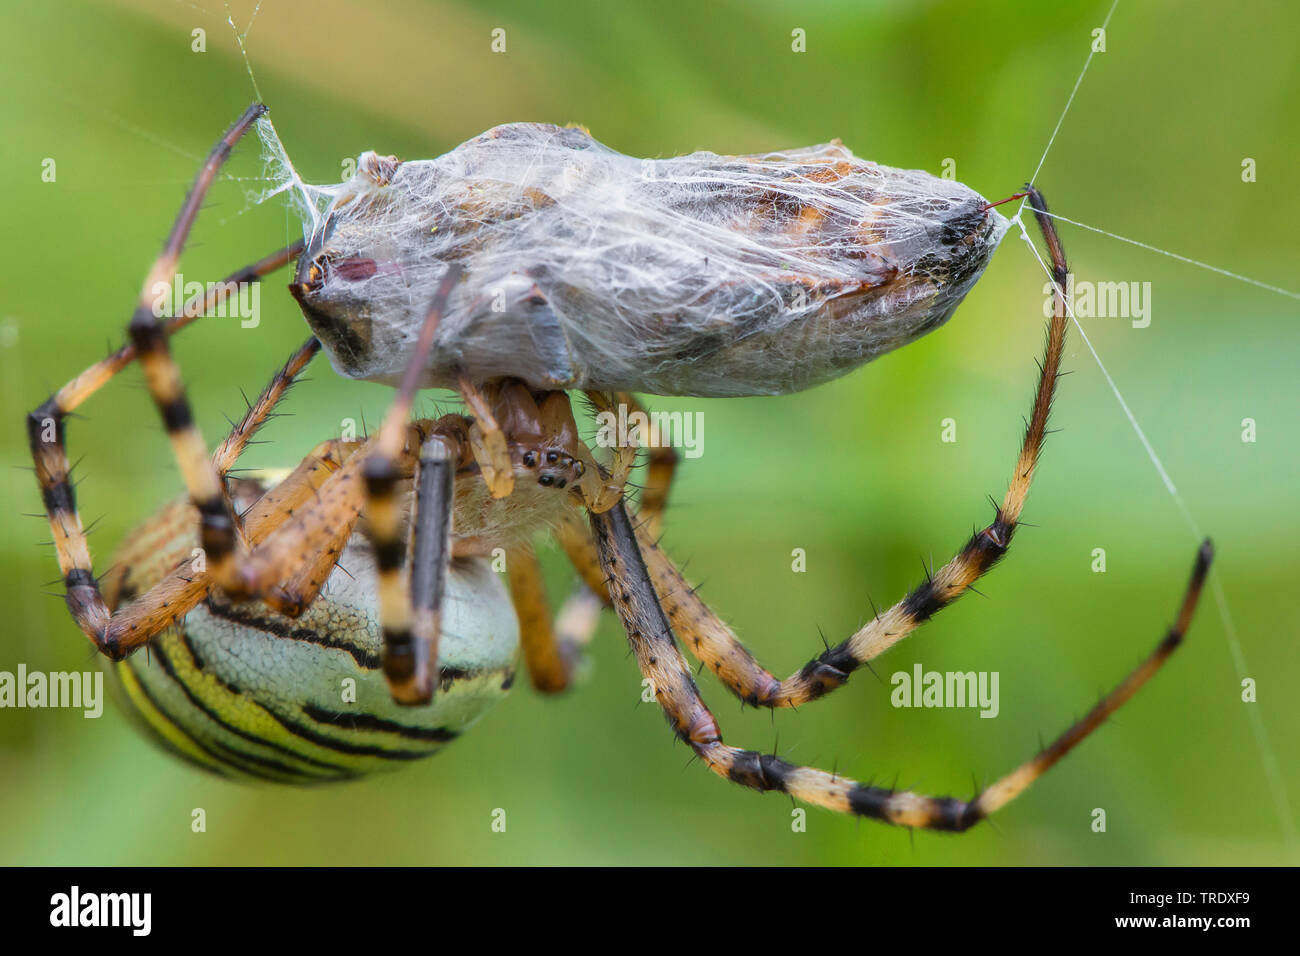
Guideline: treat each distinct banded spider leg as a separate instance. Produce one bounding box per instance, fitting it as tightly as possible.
[578,187,1215,828]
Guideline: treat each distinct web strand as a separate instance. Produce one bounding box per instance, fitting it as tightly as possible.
[1012,214,1299,853]
[217,2,331,241]
[1010,0,1297,853]
[1028,0,1120,187]
[1209,575,1299,848]
[224,0,264,102]
[1035,209,1300,302]
[1013,217,1180,500]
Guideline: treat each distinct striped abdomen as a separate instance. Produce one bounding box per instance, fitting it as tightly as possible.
[103,490,519,783]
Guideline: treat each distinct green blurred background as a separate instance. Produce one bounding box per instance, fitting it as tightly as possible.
[1,0,1296,865]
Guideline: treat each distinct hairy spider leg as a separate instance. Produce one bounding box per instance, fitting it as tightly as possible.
[591,498,1212,830]
[360,265,469,704]
[26,242,301,658]
[602,187,1073,708]
[57,339,337,655]
[583,185,1214,827]
[123,104,273,604]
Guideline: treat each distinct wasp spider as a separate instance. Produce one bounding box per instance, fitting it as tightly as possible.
[26,106,1212,831]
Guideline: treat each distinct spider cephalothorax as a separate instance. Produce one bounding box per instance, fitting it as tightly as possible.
[27,105,1212,829]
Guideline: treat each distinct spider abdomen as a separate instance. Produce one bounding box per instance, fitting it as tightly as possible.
[107,504,519,784]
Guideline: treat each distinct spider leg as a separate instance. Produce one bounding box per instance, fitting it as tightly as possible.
[484,387,602,693]
[506,544,576,693]
[400,428,467,703]
[26,242,301,657]
[91,339,340,651]
[458,376,515,500]
[228,435,362,618]
[224,427,379,619]
[124,104,271,603]
[104,340,469,659]
[511,559,610,695]
[579,389,640,513]
[358,265,473,704]
[601,188,1071,708]
[107,417,436,655]
[552,584,604,664]
[481,384,646,693]
[536,393,680,677]
[51,243,302,416]
[592,499,1212,830]
[555,511,610,602]
[553,388,680,605]
[620,392,680,542]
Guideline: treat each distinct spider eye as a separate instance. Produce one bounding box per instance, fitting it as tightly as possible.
[523,450,538,467]
[538,474,554,486]
[546,450,559,464]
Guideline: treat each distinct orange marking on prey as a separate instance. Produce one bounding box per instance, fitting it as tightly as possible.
[801,161,853,184]
[790,203,829,236]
